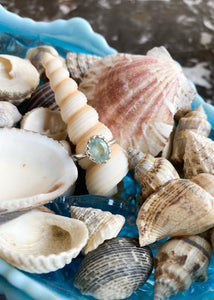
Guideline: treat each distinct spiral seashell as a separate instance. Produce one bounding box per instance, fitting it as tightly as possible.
[128,147,179,202]
[17,82,59,115]
[137,177,214,246]
[183,131,214,178]
[42,52,128,196]
[78,47,196,156]
[171,104,211,163]
[154,234,212,300]
[66,52,102,84]
[0,101,22,127]
[70,206,125,254]
[74,236,153,300]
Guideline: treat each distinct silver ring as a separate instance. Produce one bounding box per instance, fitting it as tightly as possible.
[72,135,116,164]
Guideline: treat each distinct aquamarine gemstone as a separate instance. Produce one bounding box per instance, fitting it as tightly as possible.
[87,136,110,164]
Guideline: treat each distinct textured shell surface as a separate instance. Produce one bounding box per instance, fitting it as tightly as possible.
[0,127,78,213]
[171,104,211,163]
[78,47,196,156]
[128,148,179,202]
[137,178,214,246]
[0,101,22,127]
[21,107,67,141]
[74,236,153,300]
[70,205,125,254]
[0,209,89,273]
[191,173,214,197]
[0,54,40,104]
[183,131,214,178]
[154,234,212,300]
[42,52,128,197]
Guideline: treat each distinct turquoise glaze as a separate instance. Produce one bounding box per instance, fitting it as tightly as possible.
[0,4,214,300]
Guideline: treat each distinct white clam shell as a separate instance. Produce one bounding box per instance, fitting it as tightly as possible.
[0,128,78,213]
[0,209,89,273]
[0,101,22,127]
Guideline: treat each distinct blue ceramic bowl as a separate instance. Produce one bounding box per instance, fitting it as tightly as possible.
[0,4,214,300]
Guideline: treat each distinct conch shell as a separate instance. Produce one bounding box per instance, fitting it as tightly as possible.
[42,52,128,197]
[154,233,212,300]
[70,205,125,254]
[137,174,214,246]
[77,47,196,156]
[0,209,89,273]
[171,104,211,163]
[183,131,214,178]
[0,101,22,127]
[74,236,153,300]
[128,148,179,202]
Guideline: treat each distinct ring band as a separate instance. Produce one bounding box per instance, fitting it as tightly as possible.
[72,135,116,164]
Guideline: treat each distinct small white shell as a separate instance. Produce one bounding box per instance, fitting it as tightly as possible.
[0,101,22,127]
[0,209,89,273]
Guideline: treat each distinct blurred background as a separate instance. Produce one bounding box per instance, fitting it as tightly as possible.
[1,0,214,105]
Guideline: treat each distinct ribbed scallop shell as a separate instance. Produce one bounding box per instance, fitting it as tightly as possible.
[128,148,179,202]
[137,178,214,246]
[0,101,22,127]
[171,104,211,163]
[183,131,214,178]
[78,47,196,156]
[70,206,125,254]
[0,209,89,273]
[42,52,128,196]
[154,234,212,300]
[74,236,153,300]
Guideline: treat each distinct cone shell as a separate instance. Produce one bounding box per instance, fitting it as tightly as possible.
[183,131,214,178]
[74,236,153,300]
[154,234,212,300]
[137,178,214,246]
[78,47,196,156]
[128,148,179,202]
[42,52,128,197]
[171,104,211,163]
[0,209,89,273]
[70,206,125,254]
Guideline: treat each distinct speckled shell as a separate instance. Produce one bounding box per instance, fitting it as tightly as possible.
[70,206,125,254]
[74,236,153,300]
[137,178,214,246]
[183,131,214,178]
[128,148,179,202]
[171,104,211,163]
[0,101,22,127]
[154,234,212,300]
[78,47,196,156]
[66,52,102,84]
[0,209,89,274]
[42,52,128,197]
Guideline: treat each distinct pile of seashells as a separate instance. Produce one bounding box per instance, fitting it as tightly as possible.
[0,44,214,300]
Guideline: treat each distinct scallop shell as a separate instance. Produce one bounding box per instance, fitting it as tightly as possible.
[42,52,128,197]
[74,236,153,300]
[0,54,40,104]
[0,127,77,213]
[183,131,214,178]
[0,101,22,127]
[66,52,102,84]
[171,104,211,163]
[137,177,214,246]
[78,47,196,156]
[0,209,89,273]
[128,148,179,202]
[154,234,212,300]
[70,206,125,254]
[21,107,67,140]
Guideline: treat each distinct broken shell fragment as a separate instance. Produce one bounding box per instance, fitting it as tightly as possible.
[0,127,78,213]
[154,234,212,300]
[0,101,22,127]
[0,209,89,273]
[74,236,153,300]
[70,206,125,254]
[21,107,67,140]
[0,54,40,104]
